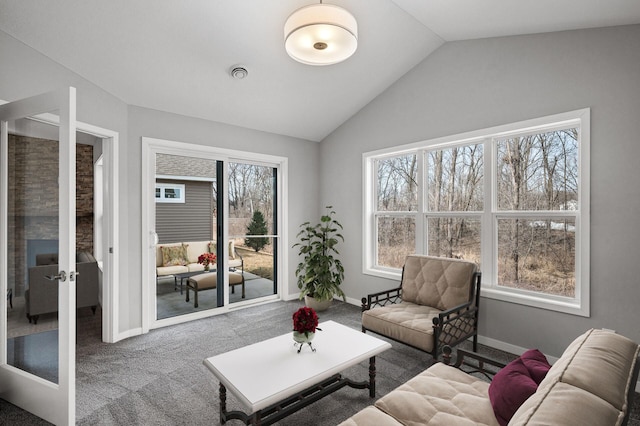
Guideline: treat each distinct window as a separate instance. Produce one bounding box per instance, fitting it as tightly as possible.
[364,109,590,316]
[155,183,185,203]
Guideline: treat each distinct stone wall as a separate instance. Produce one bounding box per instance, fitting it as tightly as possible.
[8,135,94,297]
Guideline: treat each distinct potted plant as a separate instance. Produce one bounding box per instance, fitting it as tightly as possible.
[293,206,345,311]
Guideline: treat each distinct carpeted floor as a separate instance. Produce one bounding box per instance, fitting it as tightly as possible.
[1,300,639,425]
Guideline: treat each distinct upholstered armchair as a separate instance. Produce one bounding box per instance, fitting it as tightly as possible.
[26,251,100,324]
[361,254,481,360]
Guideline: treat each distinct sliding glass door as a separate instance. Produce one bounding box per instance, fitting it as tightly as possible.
[228,162,278,305]
[145,139,285,325]
[154,154,219,319]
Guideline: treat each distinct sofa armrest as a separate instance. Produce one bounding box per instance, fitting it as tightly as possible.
[361,286,402,311]
[442,345,507,381]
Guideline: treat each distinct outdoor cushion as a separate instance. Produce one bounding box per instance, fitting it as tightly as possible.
[161,244,188,266]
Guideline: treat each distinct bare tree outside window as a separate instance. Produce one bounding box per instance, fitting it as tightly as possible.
[426,144,483,263]
[496,129,578,296]
[375,154,418,268]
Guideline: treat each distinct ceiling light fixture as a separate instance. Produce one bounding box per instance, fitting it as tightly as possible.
[284,1,358,66]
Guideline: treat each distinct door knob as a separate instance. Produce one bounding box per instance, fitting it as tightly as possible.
[45,271,67,282]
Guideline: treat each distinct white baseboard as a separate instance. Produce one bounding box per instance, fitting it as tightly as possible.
[114,327,143,342]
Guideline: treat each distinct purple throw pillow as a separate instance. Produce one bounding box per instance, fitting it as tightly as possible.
[520,349,551,384]
[489,357,538,426]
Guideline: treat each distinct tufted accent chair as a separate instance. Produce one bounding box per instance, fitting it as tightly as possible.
[361,255,481,360]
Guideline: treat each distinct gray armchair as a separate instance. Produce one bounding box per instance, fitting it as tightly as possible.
[26,251,100,324]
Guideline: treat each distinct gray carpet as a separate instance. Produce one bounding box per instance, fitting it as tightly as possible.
[1,300,639,425]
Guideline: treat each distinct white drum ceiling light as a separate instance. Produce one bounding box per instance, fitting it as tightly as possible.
[284,1,358,66]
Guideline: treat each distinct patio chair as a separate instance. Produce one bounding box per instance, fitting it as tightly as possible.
[361,254,481,360]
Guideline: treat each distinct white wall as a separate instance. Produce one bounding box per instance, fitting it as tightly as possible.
[320,24,640,357]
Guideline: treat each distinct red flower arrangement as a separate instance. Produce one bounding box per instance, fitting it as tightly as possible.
[197,252,217,269]
[292,306,321,338]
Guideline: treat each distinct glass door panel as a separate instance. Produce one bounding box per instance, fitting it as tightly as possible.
[154,153,219,319]
[6,120,63,382]
[228,162,278,303]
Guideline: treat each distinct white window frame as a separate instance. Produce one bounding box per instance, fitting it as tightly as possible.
[363,109,590,316]
[155,182,185,203]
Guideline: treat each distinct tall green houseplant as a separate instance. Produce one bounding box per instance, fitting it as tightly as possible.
[294,206,346,309]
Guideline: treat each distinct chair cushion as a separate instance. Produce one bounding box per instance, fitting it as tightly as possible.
[401,255,476,311]
[362,302,439,353]
[374,362,499,426]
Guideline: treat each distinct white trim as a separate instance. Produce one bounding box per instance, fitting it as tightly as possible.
[156,174,215,183]
[363,109,590,316]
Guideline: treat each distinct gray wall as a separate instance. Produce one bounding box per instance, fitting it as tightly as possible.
[155,179,213,244]
[320,24,640,357]
[1,29,320,337]
[127,106,321,308]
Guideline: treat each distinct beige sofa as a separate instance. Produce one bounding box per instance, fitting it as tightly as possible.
[155,240,243,282]
[340,329,640,426]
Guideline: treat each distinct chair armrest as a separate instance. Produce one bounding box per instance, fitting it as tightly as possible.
[234,249,244,272]
[361,286,402,311]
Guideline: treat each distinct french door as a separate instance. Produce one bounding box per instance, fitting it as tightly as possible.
[0,88,77,425]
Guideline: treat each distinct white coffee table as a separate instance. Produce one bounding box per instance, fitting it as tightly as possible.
[203,320,392,425]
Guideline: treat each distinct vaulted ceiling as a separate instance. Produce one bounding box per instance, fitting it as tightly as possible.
[1,1,639,141]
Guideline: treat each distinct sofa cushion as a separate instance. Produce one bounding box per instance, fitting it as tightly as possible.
[509,381,624,426]
[488,357,538,426]
[161,244,188,266]
[362,302,440,353]
[401,255,476,311]
[338,405,403,426]
[539,329,639,412]
[374,362,499,426]
[520,349,551,384]
[156,265,189,276]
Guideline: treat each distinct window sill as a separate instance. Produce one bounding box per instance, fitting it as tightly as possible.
[481,287,589,317]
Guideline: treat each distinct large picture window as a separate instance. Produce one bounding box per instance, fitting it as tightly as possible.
[364,109,590,316]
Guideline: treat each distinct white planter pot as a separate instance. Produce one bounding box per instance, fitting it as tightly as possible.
[304,295,333,312]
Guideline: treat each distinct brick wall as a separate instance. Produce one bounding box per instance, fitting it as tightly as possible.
[8,135,94,297]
